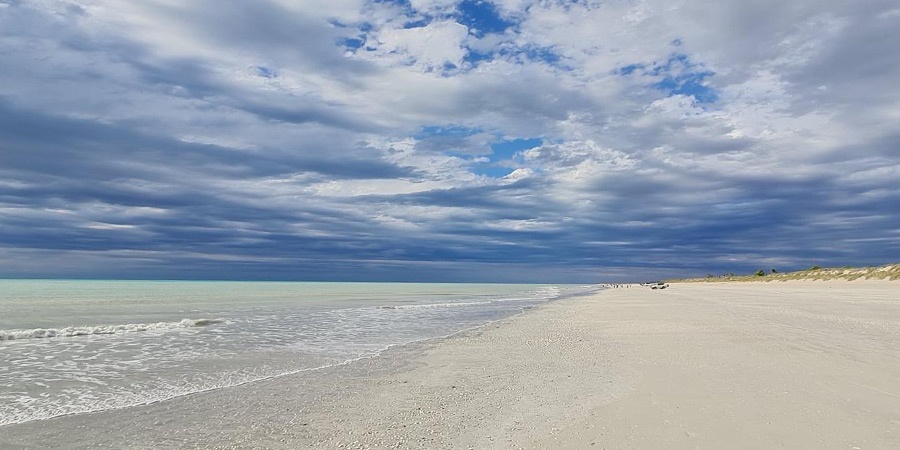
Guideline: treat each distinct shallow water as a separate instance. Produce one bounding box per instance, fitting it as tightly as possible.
[0,280,598,425]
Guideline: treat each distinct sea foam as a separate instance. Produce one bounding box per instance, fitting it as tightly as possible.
[0,318,225,341]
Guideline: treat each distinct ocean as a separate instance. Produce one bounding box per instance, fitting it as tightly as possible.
[0,280,598,426]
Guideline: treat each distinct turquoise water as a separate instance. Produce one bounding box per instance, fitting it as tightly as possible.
[0,280,598,425]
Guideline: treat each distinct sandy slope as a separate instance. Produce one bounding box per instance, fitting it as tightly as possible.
[2,281,898,449]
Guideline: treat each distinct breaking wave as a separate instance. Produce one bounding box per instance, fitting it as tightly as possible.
[0,318,225,341]
[381,301,493,310]
[378,287,565,310]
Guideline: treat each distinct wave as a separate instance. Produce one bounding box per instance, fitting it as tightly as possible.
[380,300,496,310]
[376,285,605,311]
[379,288,565,310]
[0,318,225,341]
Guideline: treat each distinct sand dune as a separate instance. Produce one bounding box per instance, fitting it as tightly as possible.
[675,262,900,282]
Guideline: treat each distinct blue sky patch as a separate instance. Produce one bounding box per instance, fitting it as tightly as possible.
[457,0,516,36]
[490,137,542,162]
[470,137,542,178]
[256,66,277,78]
[470,165,516,178]
[403,17,433,29]
[340,37,365,51]
[617,53,718,104]
[518,46,562,66]
[653,71,717,103]
[463,48,494,66]
[416,129,540,177]
[373,0,411,6]
[465,44,564,69]
[415,125,483,140]
[652,53,717,103]
[616,63,644,76]
[415,130,540,161]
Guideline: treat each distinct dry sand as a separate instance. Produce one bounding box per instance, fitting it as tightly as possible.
[2,281,898,449]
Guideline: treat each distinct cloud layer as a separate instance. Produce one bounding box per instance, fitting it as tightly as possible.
[1,0,898,282]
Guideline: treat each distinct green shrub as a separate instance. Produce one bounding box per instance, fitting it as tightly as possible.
[755,269,766,276]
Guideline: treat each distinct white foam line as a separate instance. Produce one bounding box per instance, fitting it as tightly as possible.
[0,319,227,341]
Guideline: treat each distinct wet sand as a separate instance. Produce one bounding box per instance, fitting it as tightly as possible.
[2,281,898,449]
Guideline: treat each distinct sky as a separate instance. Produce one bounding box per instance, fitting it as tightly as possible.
[1,0,899,282]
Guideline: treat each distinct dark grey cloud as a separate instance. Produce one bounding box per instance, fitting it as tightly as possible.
[148,0,375,75]
[0,99,412,181]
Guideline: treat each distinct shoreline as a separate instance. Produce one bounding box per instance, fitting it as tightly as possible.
[1,290,628,449]
[1,287,597,428]
[2,281,898,449]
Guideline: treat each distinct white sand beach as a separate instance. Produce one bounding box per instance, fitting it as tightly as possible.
[2,281,898,449]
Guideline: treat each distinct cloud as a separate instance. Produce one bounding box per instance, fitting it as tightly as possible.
[1,0,899,282]
[368,20,469,69]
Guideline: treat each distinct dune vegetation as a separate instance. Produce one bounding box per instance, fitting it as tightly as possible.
[671,263,900,283]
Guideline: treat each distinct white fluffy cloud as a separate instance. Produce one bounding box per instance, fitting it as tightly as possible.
[366,20,469,69]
